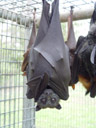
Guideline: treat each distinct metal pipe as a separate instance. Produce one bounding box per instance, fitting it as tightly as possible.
[0,7,94,27]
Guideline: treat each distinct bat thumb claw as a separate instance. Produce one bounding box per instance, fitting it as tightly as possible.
[72,84,75,90]
[85,90,90,95]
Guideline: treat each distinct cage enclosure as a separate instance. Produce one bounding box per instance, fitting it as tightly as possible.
[0,0,96,128]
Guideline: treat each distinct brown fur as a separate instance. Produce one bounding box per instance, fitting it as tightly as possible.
[21,48,30,75]
[78,75,91,90]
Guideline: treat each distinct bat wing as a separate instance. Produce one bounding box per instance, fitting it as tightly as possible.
[34,34,67,68]
[21,19,36,73]
[27,20,36,49]
[33,0,70,69]
[66,8,76,50]
[27,73,49,101]
[27,75,42,98]
[28,0,71,100]
[35,1,70,100]
[21,49,30,72]
[71,54,81,84]
[71,36,85,84]
[66,8,76,86]
[90,81,96,97]
[90,45,96,64]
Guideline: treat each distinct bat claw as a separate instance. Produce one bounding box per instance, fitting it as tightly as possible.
[72,84,75,90]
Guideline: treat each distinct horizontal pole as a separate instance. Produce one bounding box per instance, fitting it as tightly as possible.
[60,8,94,22]
[36,8,94,26]
[0,7,94,27]
[0,8,32,27]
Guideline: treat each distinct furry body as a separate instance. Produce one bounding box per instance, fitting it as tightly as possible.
[72,24,96,97]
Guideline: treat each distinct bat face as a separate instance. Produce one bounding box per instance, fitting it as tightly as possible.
[36,89,61,111]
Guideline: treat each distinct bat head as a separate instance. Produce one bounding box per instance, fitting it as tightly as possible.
[36,89,61,111]
[89,24,96,37]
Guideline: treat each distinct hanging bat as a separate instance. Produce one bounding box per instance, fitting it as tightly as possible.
[66,6,76,89]
[21,9,36,76]
[26,0,71,111]
[71,3,96,97]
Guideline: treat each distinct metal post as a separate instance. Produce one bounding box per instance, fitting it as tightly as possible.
[23,24,35,128]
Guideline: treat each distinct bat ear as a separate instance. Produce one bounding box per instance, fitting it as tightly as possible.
[36,105,41,111]
[56,104,62,110]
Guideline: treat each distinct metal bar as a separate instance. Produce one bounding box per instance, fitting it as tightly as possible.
[0,10,3,127]
[0,0,27,6]
[0,7,34,128]
[0,60,23,63]
[22,21,35,128]
[0,98,24,102]
[0,7,94,28]
[0,8,32,27]
[1,107,35,115]
[0,85,23,88]
[0,48,24,51]
[0,20,26,27]
[0,74,22,75]
[9,2,38,10]
[36,8,94,27]
[0,34,28,40]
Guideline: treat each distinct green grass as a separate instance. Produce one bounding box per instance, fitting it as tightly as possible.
[36,83,96,128]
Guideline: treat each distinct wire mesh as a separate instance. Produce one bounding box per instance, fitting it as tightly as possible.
[0,0,96,128]
[0,0,95,17]
[0,9,35,128]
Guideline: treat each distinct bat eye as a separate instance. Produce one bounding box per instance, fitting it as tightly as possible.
[40,98,47,104]
[45,92,48,95]
[45,92,51,95]
[51,98,56,103]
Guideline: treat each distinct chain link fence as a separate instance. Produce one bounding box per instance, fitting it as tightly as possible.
[0,0,96,128]
[0,9,35,128]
